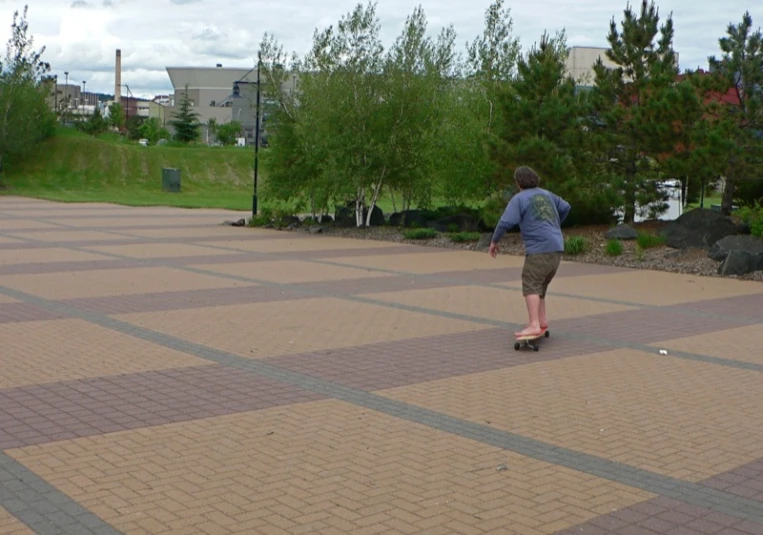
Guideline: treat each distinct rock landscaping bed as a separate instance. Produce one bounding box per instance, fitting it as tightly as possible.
[241,207,763,282]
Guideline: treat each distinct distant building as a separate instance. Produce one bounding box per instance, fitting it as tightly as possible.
[164,63,296,145]
[564,46,679,88]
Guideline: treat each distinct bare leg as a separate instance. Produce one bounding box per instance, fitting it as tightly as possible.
[516,294,543,337]
[539,297,548,330]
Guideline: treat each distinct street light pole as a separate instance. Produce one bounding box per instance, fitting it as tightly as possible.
[252,52,262,218]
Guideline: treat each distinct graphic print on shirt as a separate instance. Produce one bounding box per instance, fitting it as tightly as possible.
[530,193,556,223]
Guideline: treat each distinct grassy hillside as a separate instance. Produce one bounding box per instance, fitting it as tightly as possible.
[1,129,258,210]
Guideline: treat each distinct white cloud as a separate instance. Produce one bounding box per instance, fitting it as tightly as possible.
[0,0,760,98]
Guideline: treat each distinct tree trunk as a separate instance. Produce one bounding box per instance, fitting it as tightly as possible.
[355,187,365,227]
[721,177,735,215]
[366,181,383,227]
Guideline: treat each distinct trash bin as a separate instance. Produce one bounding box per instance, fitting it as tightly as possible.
[162,168,181,193]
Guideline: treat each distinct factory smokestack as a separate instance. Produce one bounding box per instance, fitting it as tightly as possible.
[115,49,121,103]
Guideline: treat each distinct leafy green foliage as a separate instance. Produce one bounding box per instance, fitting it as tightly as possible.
[213,120,243,146]
[75,107,108,136]
[636,232,666,249]
[449,231,481,243]
[107,102,125,129]
[403,228,438,240]
[708,11,763,214]
[737,204,763,237]
[605,239,623,256]
[138,118,171,145]
[587,0,681,224]
[0,5,56,179]
[564,235,587,255]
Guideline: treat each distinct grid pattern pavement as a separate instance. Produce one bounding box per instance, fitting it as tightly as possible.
[1,196,763,534]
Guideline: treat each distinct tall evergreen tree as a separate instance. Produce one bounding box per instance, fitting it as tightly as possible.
[588,0,681,223]
[489,31,586,193]
[708,11,763,212]
[169,84,200,143]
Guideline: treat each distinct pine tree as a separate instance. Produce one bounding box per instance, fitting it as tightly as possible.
[489,30,585,193]
[588,0,681,223]
[708,11,763,212]
[169,84,200,143]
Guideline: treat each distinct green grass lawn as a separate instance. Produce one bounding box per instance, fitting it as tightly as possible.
[1,128,256,211]
[0,128,464,216]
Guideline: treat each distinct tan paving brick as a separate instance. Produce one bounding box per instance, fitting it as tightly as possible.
[500,269,763,306]
[120,227,272,239]
[205,235,405,253]
[0,513,30,535]
[194,260,392,284]
[82,242,223,259]
[361,285,636,324]
[116,297,491,358]
[0,219,60,230]
[4,230,134,242]
[57,216,235,228]
[379,348,763,482]
[654,324,763,365]
[335,250,525,273]
[0,247,110,266]
[0,318,211,388]
[0,266,252,299]
[0,293,17,303]
[8,400,654,535]
[0,237,23,244]
[0,506,32,535]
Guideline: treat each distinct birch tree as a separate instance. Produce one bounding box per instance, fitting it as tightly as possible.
[0,5,55,182]
[380,7,457,212]
[438,0,521,202]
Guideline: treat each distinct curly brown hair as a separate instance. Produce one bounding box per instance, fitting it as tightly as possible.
[514,166,540,189]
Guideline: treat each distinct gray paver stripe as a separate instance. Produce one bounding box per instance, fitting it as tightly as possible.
[0,451,122,534]
[0,225,759,373]
[1,282,763,525]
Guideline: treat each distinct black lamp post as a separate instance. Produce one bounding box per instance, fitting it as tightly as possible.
[231,52,263,217]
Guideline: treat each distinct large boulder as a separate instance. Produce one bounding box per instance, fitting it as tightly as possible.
[605,224,638,240]
[709,234,763,276]
[427,212,479,233]
[333,203,385,227]
[389,209,429,228]
[659,208,739,249]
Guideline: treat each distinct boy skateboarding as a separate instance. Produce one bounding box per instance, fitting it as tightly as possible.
[489,166,571,339]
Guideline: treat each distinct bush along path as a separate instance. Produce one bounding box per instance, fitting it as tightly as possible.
[244,206,763,282]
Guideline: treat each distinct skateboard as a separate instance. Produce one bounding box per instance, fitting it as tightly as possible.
[514,328,549,352]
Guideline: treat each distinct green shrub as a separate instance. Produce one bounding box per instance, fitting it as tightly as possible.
[248,215,270,227]
[636,232,666,249]
[449,231,481,243]
[559,187,619,228]
[564,235,587,255]
[479,193,508,229]
[446,223,460,233]
[605,239,623,256]
[403,228,438,240]
[737,204,763,237]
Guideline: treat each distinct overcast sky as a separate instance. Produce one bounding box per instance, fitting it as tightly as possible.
[0,0,760,98]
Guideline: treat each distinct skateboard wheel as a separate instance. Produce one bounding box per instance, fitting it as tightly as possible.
[514,342,520,351]
[544,330,550,338]
[533,345,539,352]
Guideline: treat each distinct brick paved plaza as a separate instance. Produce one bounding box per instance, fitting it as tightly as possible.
[1,196,763,535]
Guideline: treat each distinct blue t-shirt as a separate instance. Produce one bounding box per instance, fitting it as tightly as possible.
[491,188,571,254]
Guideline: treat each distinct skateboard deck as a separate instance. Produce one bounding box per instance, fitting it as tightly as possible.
[514,328,549,352]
